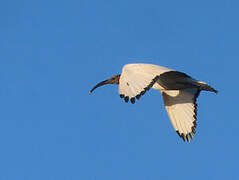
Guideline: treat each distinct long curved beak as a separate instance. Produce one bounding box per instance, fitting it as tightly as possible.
[89,79,110,95]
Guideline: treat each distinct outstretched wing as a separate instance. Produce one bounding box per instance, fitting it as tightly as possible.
[119,64,172,104]
[162,88,200,142]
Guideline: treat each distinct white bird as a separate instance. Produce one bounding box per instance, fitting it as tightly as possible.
[90,63,218,142]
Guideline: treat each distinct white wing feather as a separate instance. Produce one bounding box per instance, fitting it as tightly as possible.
[162,88,199,142]
[119,64,172,102]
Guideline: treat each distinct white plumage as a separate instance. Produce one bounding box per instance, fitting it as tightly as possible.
[90,63,218,142]
[119,64,170,98]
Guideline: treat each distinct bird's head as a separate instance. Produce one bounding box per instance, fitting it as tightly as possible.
[89,74,121,94]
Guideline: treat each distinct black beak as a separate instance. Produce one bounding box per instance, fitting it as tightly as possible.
[89,79,110,94]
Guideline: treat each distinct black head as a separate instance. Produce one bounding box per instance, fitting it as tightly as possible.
[89,74,121,94]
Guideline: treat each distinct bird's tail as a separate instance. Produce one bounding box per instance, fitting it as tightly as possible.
[195,81,218,94]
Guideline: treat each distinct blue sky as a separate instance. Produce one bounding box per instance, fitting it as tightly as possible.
[0,0,238,179]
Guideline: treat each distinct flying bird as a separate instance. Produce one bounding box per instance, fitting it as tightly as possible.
[89,63,218,142]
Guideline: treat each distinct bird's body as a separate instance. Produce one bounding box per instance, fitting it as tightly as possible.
[90,63,218,142]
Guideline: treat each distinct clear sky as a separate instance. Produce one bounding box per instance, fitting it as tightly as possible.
[0,0,238,179]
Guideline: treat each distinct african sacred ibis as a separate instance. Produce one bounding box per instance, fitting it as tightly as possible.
[90,63,218,142]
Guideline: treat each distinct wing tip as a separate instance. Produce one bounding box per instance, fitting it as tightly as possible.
[119,94,135,104]
[130,97,135,104]
[176,131,195,143]
[124,96,129,103]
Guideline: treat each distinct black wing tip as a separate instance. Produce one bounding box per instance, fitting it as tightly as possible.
[124,96,129,103]
[130,97,135,104]
[120,95,135,104]
[136,94,141,100]
[176,131,196,143]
